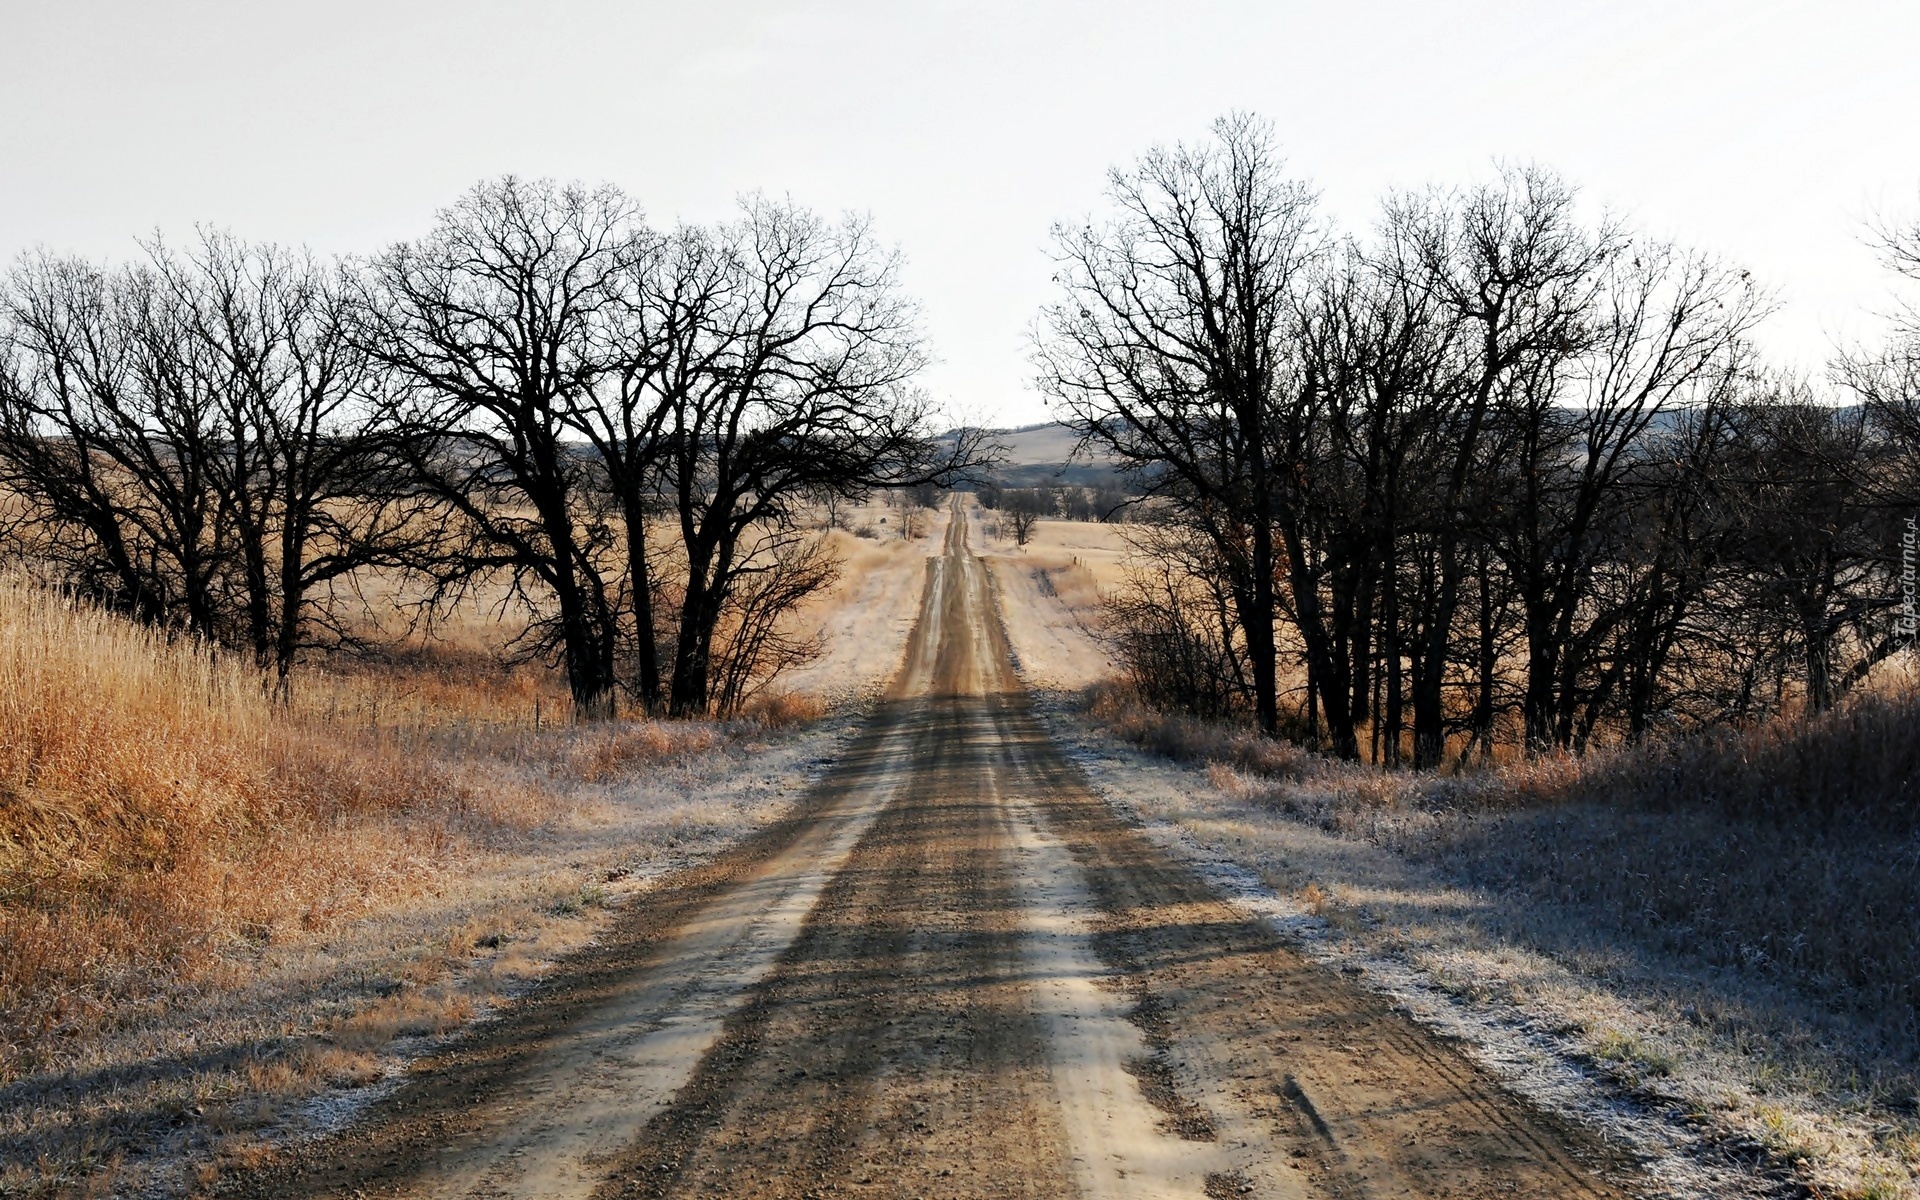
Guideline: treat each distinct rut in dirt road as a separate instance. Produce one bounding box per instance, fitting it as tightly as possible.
[224,500,1638,1200]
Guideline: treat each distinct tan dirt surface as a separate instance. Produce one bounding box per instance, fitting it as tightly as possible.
[219,500,1638,1200]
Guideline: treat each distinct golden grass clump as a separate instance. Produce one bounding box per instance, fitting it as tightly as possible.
[0,580,526,1079]
[738,690,827,729]
[1085,680,1312,778]
[1,582,277,1039]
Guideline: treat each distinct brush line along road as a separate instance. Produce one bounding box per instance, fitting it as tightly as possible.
[229,501,1633,1200]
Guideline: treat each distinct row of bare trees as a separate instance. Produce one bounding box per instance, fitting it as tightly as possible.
[1041,115,1919,764]
[977,482,1130,538]
[0,236,419,693]
[0,178,968,717]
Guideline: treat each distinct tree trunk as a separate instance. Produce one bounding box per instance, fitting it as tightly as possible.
[668,574,722,717]
[1523,599,1559,752]
[1292,571,1360,760]
[626,509,662,711]
[241,519,274,668]
[1247,520,1281,738]
[1382,543,1404,766]
[538,486,617,721]
[1411,568,1456,769]
[273,516,308,702]
[669,533,732,718]
[1803,604,1835,713]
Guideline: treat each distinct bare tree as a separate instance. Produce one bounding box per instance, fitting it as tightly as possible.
[0,237,419,690]
[1383,167,1613,766]
[1596,400,1746,740]
[556,221,729,712]
[1838,200,1920,513]
[1289,240,1460,761]
[0,254,176,626]
[1102,519,1250,718]
[1037,112,1322,741]
[1725,388,1902,712]
[0,249,259,643]
[354,177,644,719]
[657,197,974,716]
[1003,488,1049,546]
[1489,241,1764,750]
[707,532,840,714]
[161,233,425,689]
[1030,136,1920,764]
[893,489,925,540]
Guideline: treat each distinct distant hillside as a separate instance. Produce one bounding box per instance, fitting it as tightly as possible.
[992,422,1090,467]
[943,422,1127,489]
[961,407,1790,486]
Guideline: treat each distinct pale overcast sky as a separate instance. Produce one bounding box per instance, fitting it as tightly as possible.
[3,1,1917,425]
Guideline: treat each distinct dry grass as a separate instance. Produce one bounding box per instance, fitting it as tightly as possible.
[0,575,838,1198]
[993,514,1133,591]
[0,580,518,1073]
[1088,683,1314,776]
[736,690,827,728]
[0,577,729,1072]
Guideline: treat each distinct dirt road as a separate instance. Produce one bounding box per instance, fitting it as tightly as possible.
[227,503,1634,1200]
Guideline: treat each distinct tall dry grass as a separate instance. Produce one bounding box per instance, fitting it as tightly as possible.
[0,577,811,1087]
[0,581,500,1078]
